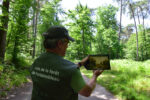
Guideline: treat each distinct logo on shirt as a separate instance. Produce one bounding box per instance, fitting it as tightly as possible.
[31,67,60,82]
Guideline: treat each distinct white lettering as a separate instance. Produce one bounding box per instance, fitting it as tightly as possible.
[41,68,45,72]
[32,71,60,82]
[34,67,59,76]
[32,71,36,75]
[35,67,40,71]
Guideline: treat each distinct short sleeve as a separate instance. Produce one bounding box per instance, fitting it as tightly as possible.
[71,68,86,92]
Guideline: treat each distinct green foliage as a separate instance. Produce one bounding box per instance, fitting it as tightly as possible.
[137,25,147,60]
[0,91,7,97]
[38,0,62,54]
[96,5,118,30]
[125,25,150,60]
[38,1,62,34]
[81,59,150,100]
[0,64,3,73]
[95,5,120,58]
[66,4,95,59]
[146,29,150,58]
[11,70,29,87]
[0,64,15,90]
[5,0,33,67]
[0,63,30,97]
[124,33,137,60]
[1,0,150,98]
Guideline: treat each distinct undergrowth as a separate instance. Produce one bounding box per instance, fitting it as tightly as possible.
[81,59,150,100]
[0,61,31,98]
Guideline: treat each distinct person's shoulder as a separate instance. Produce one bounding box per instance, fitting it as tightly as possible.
[61,58,77,69]
[31,53,46,64]
[63,59,74,64]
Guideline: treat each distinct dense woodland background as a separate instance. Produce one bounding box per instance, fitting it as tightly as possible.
[0,0,150,99]
[0,0,150,65]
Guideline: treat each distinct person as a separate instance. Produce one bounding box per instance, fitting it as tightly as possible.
[30,26,103,100]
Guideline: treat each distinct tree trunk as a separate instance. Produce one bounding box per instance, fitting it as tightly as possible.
[32,0,39,58]
[117,0,123,58]
[129,3,139,61]
[0,0,10,62]
[32,0,36,58]
[137,9,140,25]
[82,29,85,56]
[12,35,19,65]
[118,0,122,42]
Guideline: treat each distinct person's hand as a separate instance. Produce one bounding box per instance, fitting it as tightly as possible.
[93,70,104,78]
[79,56,89,66]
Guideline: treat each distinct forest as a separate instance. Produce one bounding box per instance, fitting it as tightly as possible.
[0,0,150,99]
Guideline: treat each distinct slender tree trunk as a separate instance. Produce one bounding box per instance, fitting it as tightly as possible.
[32,0,39,58]
[82,29,85,56]
[118,0,122,42]
[12,35,19,64]
[98,40,101,53]
[0,0,10,62]
[32,0,36,58]
[137,9,140,25]
[129,3,139,61]
[117,0,123,58]
[90,41,92,51]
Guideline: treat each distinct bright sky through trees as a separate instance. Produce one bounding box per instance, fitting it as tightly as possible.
[60,0,150,27]
[0,0,149,27]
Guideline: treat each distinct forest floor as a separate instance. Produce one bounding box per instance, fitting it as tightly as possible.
[1,75,118,100]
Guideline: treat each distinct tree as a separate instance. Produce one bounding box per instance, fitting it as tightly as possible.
[7,0,32,66]
[66,4,94,59]
[146,28,150,59]
[38,0,62,53]
[124,33,137,60]
[0,0,10,62]
[121,24,134,43]
[127,0,139,60]
[95,5,120,59]
[135,0,149,59]
[135,0,149,27]
[118,0,123,42]
[124,25,150,60]
[113,0,128,43]
[32,0,40,58]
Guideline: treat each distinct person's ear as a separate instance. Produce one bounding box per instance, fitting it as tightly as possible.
[57,40,63,49]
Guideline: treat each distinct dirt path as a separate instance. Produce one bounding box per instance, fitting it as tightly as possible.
[79,75,118,100]
[1,76,118,100]
[1,82,32,100]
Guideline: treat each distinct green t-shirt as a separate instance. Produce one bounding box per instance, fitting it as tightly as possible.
[71,69,86,92]
[30,52,86,100]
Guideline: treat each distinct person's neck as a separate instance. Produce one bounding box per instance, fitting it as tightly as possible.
[46,48,62,56]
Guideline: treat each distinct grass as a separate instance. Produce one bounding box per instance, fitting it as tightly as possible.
[0,62,31,98]
[81,59,150,100]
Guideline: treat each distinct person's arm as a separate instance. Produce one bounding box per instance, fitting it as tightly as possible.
[77,56,103,97]
[78,70,103,97]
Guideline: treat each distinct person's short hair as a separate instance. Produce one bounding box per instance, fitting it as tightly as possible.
[43,26,74,49]
[43,38,59,49]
